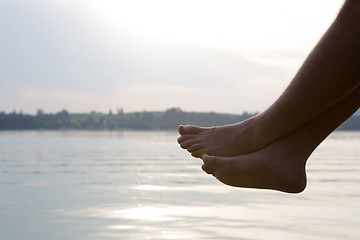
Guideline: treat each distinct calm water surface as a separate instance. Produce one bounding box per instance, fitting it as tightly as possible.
[0,130,359,240]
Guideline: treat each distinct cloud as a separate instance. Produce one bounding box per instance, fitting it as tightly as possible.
[0,0,291,88]
[0,0,343,114]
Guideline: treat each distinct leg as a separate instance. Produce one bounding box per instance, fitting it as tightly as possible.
[202,86,360,193]
[178,0,360,158]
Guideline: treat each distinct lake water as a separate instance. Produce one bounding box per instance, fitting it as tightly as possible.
[0,130,359,240]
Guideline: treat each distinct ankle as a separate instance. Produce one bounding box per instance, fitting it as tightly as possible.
[246,115,272,152]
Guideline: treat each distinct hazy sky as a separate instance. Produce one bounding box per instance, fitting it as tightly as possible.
[0,0,344,114]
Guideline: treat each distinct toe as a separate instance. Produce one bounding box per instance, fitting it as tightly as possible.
[187,143,204,153]
[202,154,222,168]
[178,125,203,135]
[177,134,195,144]
[191,150,206,158]
[202,164,215,175]
[180,139,200,149]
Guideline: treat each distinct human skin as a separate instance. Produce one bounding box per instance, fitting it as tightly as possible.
[178,0,360,158]
[201,86,360,193]
[252,0,360,150]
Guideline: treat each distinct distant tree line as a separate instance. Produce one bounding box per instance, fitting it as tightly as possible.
[0,108,359,131]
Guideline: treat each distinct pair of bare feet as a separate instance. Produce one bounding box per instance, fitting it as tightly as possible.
[177,86,360,193]
[178,120,308,194]
[177,0,360,194]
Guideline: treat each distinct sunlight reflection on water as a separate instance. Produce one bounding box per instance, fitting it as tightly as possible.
[0,131,360,240]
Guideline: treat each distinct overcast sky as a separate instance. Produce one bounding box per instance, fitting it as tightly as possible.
[0,0,344,114]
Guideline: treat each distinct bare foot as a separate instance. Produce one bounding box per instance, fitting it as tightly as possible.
[194,85,360,194]
[178,117,267,158]
[201,135,308,194]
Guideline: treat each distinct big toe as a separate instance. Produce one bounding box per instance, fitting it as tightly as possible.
[178,125,203,135]
[202,154,223,168]
[202,163,216,175]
